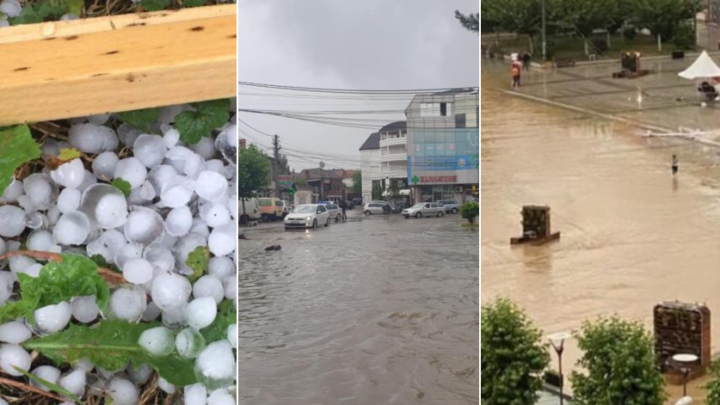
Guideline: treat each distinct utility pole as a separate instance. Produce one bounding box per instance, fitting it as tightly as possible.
[273,135,280,198]
[541,0,547,61]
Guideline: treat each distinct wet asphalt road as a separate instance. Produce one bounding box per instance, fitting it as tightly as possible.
[238,209,479,405]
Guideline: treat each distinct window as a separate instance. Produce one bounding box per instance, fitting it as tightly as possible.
[275,201,283,206]
[455,113,466,128]
[317,206,326,212]
[258,199,271,207]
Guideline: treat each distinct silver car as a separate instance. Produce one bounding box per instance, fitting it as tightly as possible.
[284,204,330,229]
[437,199,460,214]
[323,203,342,222]
[402,202,445,219]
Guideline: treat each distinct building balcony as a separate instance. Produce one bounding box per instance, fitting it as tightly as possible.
[381,169,407,179]
[379,137,407,148]
[380,152,407,163]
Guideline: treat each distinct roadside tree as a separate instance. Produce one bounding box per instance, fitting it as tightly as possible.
[371,183,383,201]
[481,298,549,405]
[387,178,400,200]
[571,316,665,405]
[455,10,479,33]
[460,202,479,224]
[352,171,362,195]
[238,144,271,219]
[705,359,720,405]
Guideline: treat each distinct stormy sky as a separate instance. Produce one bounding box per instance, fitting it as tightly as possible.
[238,0,479,171]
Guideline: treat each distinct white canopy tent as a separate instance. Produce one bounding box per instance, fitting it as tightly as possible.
[678,51,720,79]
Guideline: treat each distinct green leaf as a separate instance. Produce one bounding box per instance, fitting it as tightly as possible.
[0,125,40,196]
[24,320,197,386]
[139,0,170,11]
[57,147,82,161]
[184,0,208,7]
[175,99,230,145]
[14,366,86,405]
[10,6,43,24]
[90,254,121,273]
[201,300,236,344]
[0,254,110,324]
[117,108,162,133]
[186,246,209,282]
[36,0,67,19]
[64,0,83,16]
[111,178,131,197]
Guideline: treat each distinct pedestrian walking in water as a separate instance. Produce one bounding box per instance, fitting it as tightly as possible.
[511,63,521,89]
[522,52,531,70]
[672,154,679,175]
[340,200,347,221]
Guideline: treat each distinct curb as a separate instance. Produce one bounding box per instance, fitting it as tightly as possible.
[501,50,720,71]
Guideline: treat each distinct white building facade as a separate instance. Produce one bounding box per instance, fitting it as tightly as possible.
[359,121,408,203]
[405,89,479,203]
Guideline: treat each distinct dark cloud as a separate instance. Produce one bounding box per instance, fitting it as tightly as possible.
[238,0,479,170]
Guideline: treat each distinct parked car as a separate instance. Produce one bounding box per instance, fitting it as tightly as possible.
[352,197,363,206]
[239,198,261,224]
[437,199,460,214]
[258,197,284,221]
[322,202,342,222]
[403,202,445,218]
[363,202,390,216]
[284,204,330,229]
[346,201,354,210]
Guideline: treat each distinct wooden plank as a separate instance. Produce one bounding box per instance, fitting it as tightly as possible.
[0,5,236,125]
[0,5,236,45]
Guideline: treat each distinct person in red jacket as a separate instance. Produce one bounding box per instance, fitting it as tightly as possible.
[511,63,521,89]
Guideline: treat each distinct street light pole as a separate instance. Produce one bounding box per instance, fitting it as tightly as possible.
[549,332,571,405]
[541,0,547,61]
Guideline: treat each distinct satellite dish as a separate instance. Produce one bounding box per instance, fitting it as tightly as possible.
[319,161,325,168]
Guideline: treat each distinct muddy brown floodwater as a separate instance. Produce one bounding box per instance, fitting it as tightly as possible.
[482,62,720,395]
[239,213,479,405]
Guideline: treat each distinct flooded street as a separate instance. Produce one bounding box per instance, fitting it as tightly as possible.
[481,61,720,395]
[238,212,479,405]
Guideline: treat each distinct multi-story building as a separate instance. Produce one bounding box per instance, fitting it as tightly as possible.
[359,121,408,202]
[405,88,479,203]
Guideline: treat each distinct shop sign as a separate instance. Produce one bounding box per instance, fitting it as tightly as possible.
[419,176,457,184]
[278,175,293,187]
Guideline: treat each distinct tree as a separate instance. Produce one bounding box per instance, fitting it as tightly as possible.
[238,144,271,223]
[371,182,383,201]
[571,316,665,405]
[295,177,308,187]
[559,0,614,55]
[460,202,479,224]
[387,178,400,200]
[481,298,550,405]
[705,359,720,405]
[351,171,362,195]
[455,10,479,33]
[633,0,701,50]
[277,154,291,175]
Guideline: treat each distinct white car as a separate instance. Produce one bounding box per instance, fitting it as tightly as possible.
[323,203,342,222]
[284,204,330,229]
[403,203,445,219]
[363,202,390,216]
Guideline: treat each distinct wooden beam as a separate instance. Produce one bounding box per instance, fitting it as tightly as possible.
[0,5,236,126]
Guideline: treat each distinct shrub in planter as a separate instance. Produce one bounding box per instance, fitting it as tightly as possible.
[674,22,695,50]
[460,202,478,224]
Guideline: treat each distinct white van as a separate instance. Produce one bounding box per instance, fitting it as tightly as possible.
[239,198,261,224]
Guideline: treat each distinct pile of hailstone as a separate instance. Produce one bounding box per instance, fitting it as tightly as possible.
[0,101,238,405]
